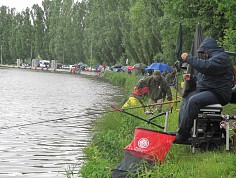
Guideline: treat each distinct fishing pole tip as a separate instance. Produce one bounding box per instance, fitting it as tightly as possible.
[111,105,123,112]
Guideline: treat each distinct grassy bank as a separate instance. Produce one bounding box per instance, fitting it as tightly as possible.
[77,71,236,178]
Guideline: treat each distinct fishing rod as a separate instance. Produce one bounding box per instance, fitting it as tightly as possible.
[0,101,180,131]
[147,108,172,123]
[122,100,181,111]
[1,107,125,130]
[111,105,165,129]
[0,114,85,130]
[97,100,180,115]
[92,99,181,114]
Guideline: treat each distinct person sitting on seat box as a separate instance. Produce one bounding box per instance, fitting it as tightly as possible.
[174,37,233,143]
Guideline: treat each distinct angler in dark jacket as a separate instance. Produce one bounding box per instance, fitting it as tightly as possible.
[136,70,172,113]
[175,37,233,143]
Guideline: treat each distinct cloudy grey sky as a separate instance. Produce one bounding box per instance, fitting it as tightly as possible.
[0,0,44,12]
[0,0,80,12]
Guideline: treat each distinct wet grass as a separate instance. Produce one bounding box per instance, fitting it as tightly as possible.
[70,71,236,178]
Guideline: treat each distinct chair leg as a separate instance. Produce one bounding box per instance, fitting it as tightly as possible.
[226,121,230,151]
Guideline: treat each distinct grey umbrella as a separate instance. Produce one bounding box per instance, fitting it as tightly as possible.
[175,22,183,62]
[113,63,123,68]
[133,63,147,69]
[175,22,183,101]
[191,23,204,57]
[183,23,204,97]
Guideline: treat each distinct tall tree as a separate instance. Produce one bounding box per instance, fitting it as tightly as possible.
[31,4,45,59]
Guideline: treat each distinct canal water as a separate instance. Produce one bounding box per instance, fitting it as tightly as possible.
[0,68,121,178]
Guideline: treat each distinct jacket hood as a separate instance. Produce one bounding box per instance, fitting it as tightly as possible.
[197,37,224,56]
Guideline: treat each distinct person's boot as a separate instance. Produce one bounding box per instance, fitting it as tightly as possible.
[173,132,190,144]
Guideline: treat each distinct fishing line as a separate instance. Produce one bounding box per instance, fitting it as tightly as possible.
[0,101,180,130]
[1,113,95,130]
[1,107,142,131]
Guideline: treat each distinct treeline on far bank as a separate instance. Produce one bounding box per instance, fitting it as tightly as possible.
[0,0,236,67]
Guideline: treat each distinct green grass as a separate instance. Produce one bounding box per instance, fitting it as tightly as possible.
[74,71,236,178]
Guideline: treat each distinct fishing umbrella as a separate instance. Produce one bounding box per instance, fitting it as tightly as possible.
[183,23,204,97]
[174,22,183,101]
[133,63,147,69]
[78,63,88,71]
[175,22,187,69]
[128,66,133,70]
[192,23,204,57]
[146,63,172,73]
[112,63,123,68]
[121,66,133,72]
[175,22,183,63]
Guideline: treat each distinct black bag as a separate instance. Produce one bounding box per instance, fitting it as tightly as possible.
[111,151,152,178]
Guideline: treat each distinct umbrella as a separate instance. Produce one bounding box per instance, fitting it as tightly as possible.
[175,22,183,62]
[133,63,147,69]
[146,63,172,73]
[183,23,204,97]
[81,64,88,67]
[112,63,123,68]
[175,22,183,101]
[121,66,133,72]
[192,23,204,57]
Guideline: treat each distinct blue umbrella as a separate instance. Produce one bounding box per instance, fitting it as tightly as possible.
[146,63,172,73]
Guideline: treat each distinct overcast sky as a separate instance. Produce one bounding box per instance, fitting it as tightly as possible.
[0,0,43,12]
[0,0,80,12]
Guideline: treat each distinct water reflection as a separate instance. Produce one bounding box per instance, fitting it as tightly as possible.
[0,68,120,177]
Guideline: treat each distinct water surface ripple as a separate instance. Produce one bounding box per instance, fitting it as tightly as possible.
[0,68,120,177]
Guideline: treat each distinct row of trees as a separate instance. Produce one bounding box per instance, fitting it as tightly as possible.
[0,0,235,66]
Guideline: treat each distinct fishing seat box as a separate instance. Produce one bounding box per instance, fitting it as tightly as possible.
[192,104,225,151]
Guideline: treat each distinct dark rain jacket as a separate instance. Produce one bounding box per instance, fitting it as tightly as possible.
[186,37,233,105]
[137,76,172,101]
